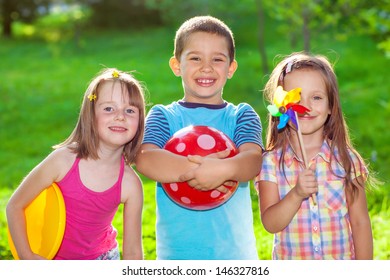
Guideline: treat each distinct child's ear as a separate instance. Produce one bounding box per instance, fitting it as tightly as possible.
[227,60,238,79]
[169,57,181,76]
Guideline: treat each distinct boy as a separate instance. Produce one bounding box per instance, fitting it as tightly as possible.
[135,16,263,260]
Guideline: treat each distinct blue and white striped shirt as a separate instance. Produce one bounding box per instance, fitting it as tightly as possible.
[143,101,263,260]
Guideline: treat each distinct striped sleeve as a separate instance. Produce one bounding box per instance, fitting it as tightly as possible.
[234,105,263,149]
[143,107,171,148]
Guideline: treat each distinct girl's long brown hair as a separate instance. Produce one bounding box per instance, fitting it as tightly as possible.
[54,68,146,165]
[264,52,369,195]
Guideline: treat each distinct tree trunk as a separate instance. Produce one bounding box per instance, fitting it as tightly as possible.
[2,0,15,37]
[302,7,311,53]
[257,0,269,75]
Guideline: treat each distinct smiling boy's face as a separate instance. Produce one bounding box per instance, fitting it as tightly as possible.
[169,32,237,104]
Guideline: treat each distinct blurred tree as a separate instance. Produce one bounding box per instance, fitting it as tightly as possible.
[1,0,15,37]
[262,0,328,53]
[0,0,162,38]
[262,0,389,56]
[0,0,52,37]
[256,0,269,74]
[334,0,390,58]
[144,0,212,25]
[145,0,270,74]
[84,0,161,28]
[1,0,50,37]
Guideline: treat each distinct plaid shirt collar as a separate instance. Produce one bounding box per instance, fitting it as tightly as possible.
[285,139,332,167]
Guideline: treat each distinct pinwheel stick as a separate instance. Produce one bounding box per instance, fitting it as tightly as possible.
[294,111,318,206]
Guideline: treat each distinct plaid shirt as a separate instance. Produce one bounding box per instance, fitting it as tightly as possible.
[258,140,367,260]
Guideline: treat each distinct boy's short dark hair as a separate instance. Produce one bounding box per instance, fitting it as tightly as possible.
[173,16,235,63]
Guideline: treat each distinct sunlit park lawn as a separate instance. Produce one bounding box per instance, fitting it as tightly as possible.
[1,13,389,260]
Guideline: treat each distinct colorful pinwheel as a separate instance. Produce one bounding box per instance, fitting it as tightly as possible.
[267,86,310,130]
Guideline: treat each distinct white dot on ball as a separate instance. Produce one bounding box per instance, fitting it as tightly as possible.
[197,134,216,150]
[181,197,191,204]
[210,190,221,198]
[170,183,178,192]
[176,143,186,153]
[225,140,234,150]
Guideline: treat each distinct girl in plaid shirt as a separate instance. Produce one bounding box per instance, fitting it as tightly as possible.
[257,52,374,260]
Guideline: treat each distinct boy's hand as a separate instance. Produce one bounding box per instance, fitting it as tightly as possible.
[178,149,233,192]
[205,149,231,160]
[216,181,237,193]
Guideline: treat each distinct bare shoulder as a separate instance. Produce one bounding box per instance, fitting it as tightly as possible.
[121,165,143,204]
[45,146,77,181]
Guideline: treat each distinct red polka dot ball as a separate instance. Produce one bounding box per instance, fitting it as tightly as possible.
[162,125,239,210]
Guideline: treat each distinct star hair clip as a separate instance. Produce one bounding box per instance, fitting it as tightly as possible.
[88,93,97,102]
[112,70,120,78]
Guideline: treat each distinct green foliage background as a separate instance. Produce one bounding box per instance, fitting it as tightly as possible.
[0,8,389,260]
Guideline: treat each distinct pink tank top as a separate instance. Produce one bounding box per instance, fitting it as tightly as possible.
[54,156,124,260]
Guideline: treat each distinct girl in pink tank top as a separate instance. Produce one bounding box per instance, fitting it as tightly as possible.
[7,68,146,260]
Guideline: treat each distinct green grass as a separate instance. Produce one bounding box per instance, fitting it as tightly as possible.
[0,21,389,260]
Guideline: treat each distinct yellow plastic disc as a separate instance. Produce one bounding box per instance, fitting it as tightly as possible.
[8,183,66,260]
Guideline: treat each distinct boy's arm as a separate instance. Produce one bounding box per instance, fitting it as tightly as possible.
[135,143,198,183]
[179,142,263,190]
[135,106,201,183]
[226,142,263,181]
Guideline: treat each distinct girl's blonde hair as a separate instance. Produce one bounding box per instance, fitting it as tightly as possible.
[55,68,146,165]
[264,52,370,195]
